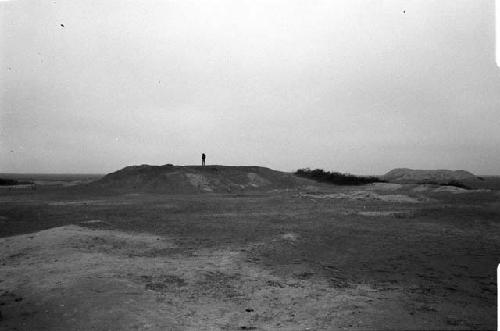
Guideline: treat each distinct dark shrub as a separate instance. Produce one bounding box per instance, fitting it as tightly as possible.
[0,178,34,186]
[441,180,470,190]
[0,178,20,186]
[295,168,384,186]
[419,180,439,185]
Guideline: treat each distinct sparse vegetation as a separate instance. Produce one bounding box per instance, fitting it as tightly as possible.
[440,180,470,190]
[295,168,384,185]
[0,178,33,186]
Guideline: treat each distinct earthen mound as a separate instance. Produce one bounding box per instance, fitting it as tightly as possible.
[91,164,311,193]
[382,168,478,184]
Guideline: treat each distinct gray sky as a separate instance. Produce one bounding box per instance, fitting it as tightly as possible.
[1,0,499,175]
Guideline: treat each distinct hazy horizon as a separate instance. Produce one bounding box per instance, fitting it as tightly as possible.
[2,0,500,175]
[3,166,500,177]
[3,165,500,178]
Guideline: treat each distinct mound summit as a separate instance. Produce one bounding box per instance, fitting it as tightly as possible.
[382,168,478,184]
[92,164,311,193]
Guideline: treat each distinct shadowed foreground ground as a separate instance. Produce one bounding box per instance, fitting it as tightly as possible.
[0,182,499,330]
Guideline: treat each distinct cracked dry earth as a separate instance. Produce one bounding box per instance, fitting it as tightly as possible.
[0,225,416,330]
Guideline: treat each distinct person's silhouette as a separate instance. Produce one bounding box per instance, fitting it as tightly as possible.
[202,153,206,166]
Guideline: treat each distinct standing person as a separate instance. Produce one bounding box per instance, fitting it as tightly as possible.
[202,153,206,166]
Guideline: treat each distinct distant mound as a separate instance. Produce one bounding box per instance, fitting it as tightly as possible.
[382,168,478,184]
[90,164,311,193]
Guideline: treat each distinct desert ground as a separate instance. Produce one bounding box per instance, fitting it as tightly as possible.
[0,169,499,330]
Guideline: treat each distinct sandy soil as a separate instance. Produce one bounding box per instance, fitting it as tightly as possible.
[0,225,413,330]
[0,183,498,330]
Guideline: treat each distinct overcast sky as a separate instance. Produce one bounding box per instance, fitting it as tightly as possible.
[1,0,499,175]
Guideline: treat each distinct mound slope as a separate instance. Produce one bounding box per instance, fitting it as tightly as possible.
[91,164,311,193]
[383,168,478,184]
